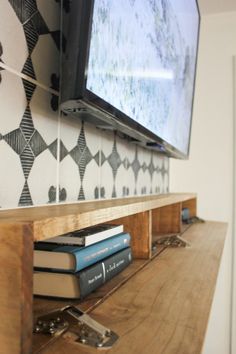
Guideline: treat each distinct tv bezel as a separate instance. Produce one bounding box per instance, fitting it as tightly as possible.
[61,0,201,159]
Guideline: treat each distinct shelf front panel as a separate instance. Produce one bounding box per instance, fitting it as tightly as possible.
[0,193,196,241]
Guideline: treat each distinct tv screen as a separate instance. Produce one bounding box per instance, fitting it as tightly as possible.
[61,0,200,158]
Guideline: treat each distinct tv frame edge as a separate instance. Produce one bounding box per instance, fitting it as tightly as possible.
[60,0,201,159]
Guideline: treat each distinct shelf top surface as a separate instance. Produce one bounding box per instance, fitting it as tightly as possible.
[0,193,196,222]
[0,193,196,240]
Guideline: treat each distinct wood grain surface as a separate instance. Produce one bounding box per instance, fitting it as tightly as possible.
[0,194,196,241]
[0,223,33,354]
[34,221,227,354]
[111,211,152,259]
[152,203,182,235]
[2,193,223,354]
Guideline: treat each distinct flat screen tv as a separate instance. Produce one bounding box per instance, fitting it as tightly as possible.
[61,0,200,159]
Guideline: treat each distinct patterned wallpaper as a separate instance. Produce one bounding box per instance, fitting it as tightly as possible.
[0,0,169,209]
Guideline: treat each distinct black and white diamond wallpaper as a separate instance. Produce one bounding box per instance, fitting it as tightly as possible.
[0,0,169,209]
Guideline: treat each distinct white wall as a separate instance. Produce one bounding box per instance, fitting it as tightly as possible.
[170,12,236,354]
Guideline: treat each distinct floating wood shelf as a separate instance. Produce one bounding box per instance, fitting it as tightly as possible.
[0,193,227,354]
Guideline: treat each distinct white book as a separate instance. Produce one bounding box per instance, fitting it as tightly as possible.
[42,224,124,247]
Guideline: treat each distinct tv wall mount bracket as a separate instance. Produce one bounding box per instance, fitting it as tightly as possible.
[34,305,119,349]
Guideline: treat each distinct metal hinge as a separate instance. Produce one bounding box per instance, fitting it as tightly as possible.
[34,305,119,349]
[154,234,191,247]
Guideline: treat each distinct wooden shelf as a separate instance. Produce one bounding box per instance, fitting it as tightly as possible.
[34,221,227,354]
[0,193,227,354]
[0,193,196,241]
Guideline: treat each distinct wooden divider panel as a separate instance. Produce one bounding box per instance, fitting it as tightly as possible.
[111,211,152,259]
[182,198,197,218]
[0,223,33,354]
[152,203,182,234]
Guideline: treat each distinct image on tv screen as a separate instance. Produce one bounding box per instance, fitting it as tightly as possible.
[86,0,199,156]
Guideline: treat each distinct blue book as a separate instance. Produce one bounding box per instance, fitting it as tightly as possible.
[34,232,130,272]
[34,247,132,299]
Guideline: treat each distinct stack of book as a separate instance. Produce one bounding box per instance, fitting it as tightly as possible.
[33,224,132,299]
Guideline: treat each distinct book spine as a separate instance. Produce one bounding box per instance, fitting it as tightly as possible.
[41,225,123,246]
[79,247,132,298]
[103,247,132,282]
[84,225,123,246]
[74,232,130,272]
[78,263,104,298]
